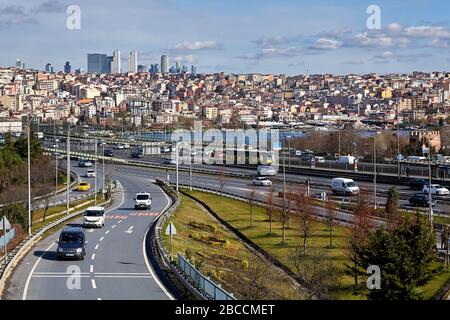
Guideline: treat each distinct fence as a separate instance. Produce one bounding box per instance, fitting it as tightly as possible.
[0,228,16,249]
[177,253,235,300]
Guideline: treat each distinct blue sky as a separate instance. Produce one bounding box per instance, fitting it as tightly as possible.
[1,0,450,75]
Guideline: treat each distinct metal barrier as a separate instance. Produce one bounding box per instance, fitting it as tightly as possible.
[177,254,235,300]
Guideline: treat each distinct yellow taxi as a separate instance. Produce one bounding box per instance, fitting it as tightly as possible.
[77,182,91,191]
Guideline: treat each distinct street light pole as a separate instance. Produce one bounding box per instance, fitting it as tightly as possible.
[287,136,291,168]
[27,115,32,235]
[428,150,433,225]
[176,142,181,192]
[66,127,71,215]
[94,138,97,205]
[373,132,378,210]
[102,144,105,199]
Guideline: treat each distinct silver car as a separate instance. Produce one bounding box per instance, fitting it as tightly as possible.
[252,177,272,186]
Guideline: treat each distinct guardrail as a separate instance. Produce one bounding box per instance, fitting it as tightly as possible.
[0,190,114,297]
[152,179,236,300]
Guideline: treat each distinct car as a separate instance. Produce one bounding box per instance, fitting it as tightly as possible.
[314,156,325,163]
[77,182,91,191]
[86,169,95,178]
[331,178,360,196]
[83,206,105,228]
[409,179,428,191]
[134,192,152,210]
[116,144,125,149]
[163,158,176,165]
[56,227,86,260]
[252,176,272,186]
[131,150,144,158]
[104,149,113,157]
[123,143,130,149]
[257,165,277,176]
[78,159,92,167]
[409,193,436,207]
[423,184,450,196]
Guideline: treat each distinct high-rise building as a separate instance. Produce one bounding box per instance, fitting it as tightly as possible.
[16,58,23,69]
[137,64,147,73]
[181,65,188,73]
[191,65,197,74]
[128,51,138,73]
[176,59,181,73]
[45,63,52,72]
[112,50,121,74]
[64,61,72,73]
[87,54,109,73]
[161,55,169,73]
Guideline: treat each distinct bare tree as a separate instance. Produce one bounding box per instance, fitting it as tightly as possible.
[240,255,271,299]
[324,200,338,248]
[265,186,275,235]
[247,186,257,228]
[104,160,116,200]
[38,190,53,223]
[297,192,316,254]
[291,246,341,300]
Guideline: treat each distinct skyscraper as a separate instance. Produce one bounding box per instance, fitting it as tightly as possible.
[16,58,23,69]
[64,61,72,73]
[128,51,138,73]
[161,55,169,73]
[176,59,181,73]
[87,54,109,73]
[45,63,52,73]
[137,64,148,73]
[191,65,197,74]
[112,50,121,74]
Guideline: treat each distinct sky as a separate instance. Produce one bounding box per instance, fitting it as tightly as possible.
[1,0,450,75]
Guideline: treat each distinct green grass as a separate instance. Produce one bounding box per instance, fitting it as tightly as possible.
[185,189,450,300]
[162,194,303,300]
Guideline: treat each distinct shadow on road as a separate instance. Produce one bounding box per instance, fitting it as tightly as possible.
[33,250,59,261]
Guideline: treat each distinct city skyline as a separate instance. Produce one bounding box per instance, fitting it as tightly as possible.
[1,0,450,75]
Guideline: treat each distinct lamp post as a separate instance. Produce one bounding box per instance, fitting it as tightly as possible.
[175,141,183,192]
[66,126,71,215]
[423,145,433,225]
[102,143,105,199]
[27,114,32,235]
[373,131,381,210]
[287,135,292,168]
[94,138,97,205]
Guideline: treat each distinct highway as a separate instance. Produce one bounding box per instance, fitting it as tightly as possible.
[3,164,174,300]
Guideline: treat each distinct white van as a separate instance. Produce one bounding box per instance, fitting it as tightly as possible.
[257,165,277,176]
[338,156,356,165]
[83,206,105,228]
[331,178,360,196]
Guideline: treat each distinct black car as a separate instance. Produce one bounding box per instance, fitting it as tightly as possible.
[408,193,436,207]
[104,149,113,157]
[131,150,144,158]
[56,227,86,260]
[409,179,428,191]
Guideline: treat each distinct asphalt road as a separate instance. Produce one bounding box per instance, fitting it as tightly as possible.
[3,165,173,300]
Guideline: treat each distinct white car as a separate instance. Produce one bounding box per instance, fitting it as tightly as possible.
[252,177,272,187]
[123,143,130,149]
[257,165,277,176]
[423,184,450,196]
[78,159,92,167]
[116,144,124,149]
[314,156,325,163]
[86,169,95,178]
[134,192,152,210]
[83,206,105,228]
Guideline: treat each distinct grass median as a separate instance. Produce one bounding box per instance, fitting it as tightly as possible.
[162,193,303,300]
[184,189,450,300]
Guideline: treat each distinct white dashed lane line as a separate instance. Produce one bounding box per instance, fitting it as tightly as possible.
[90,265,94,273]
[105,230,110,235]
[112,225,116,229]
[91,279,97,289]
[91,253,96,260]
[95,244,99,250]
[99,236,104,242]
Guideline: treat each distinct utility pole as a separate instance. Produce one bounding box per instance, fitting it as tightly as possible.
[27,114,32,235]
[373,132,379,210]
[427,148,433,226]
[397,107,401,178]
[66,127,71,215]
[338,120,341,158]
[176,142,180,191]
[102,143,105,199]
[94,138,97,205]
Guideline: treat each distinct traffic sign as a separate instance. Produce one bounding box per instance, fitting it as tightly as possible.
[165,222,177,235]
[0,216,11,231]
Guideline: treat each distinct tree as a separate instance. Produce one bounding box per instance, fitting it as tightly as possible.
[297,193,315,254]
[218,168,227,199]
[265,186,275,235]
[324,200,338,248]
[352,213,436,300]
[247,186,257,228]
[291,246,341,300]
[385,187,401,232]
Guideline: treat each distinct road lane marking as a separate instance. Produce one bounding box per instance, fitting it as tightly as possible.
[95,244,99,250]
[91,253,96,260]
[124,226,134,234]
[97,298,102,300]
[105,230,110,234]
[91,279,97,289]
[142,184,175,300]
[90,265,94,273]
[118,220,122,224]
[22,242,55,300]
[112,225,116,229]
[99,236,104,242]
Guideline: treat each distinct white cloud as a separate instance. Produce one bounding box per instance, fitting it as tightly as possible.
[173,41,218,51]
[175,54,194,63]
[310,38,340,50]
